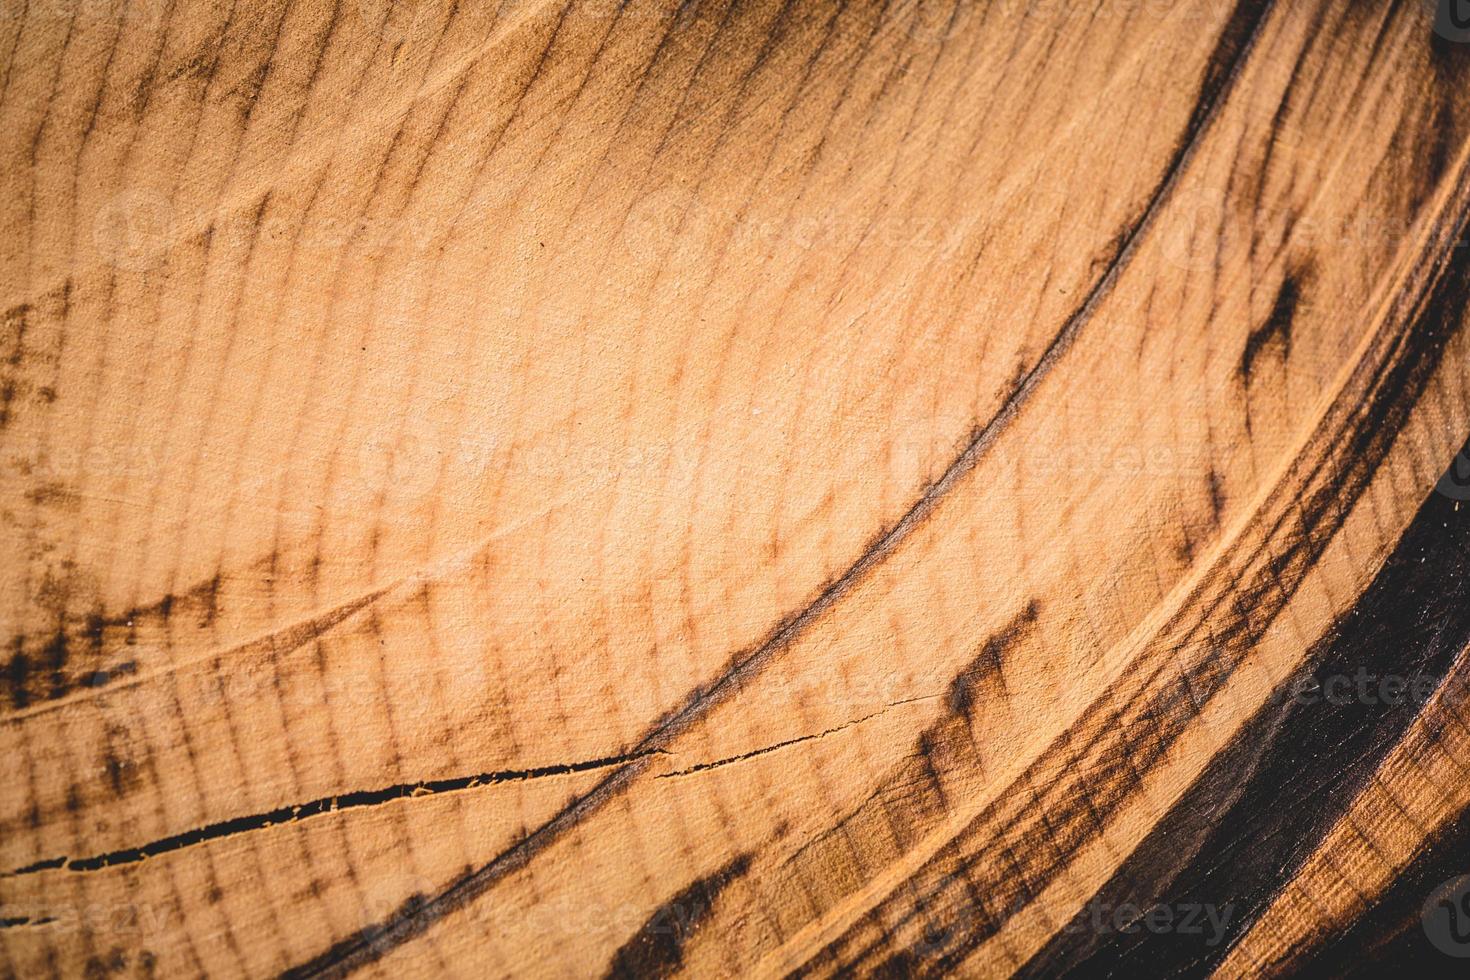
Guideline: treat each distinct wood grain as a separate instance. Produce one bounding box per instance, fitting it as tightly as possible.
[2,0,1469,976]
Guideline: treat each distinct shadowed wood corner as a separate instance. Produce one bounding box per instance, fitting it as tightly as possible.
[3,0,1470,977]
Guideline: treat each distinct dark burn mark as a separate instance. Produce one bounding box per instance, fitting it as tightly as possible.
[768,600,1042,958]
[915,732,952,812]
[0,302,29,429]
[0,288,70,428]
[1239,270,1302,379]
[43,625,70,700]
[84,612,106,652]
[604,854,752,979]
[1430,9,1470,84]
[1182,469,1228,560]
[141,572,221,630]
[230,59,273,117]
[1182,0,1276,146]
[1,572,223,711]
[3,303,28,365]
[357,893,430,961]
[1020,435,1470,977]
[83,948,127,979]
[6,643,31,710]
[911,601,1042,814]
[1019,693,1289,977]
[103,751,136,797]
[947,601,1037,716]
[198,573,222,628]
[161,51,217,91]
[1206,469,1226,526]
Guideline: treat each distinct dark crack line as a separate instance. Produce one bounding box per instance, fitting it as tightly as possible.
[656,699,934,779]
[0,749,665,879]
[0,915,58,930]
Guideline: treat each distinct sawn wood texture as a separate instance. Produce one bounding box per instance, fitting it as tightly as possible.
[2,0,1470,977]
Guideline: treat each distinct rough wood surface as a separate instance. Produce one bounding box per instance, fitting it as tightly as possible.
[2,0,1470,976]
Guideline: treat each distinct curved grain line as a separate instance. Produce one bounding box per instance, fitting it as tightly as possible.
[277,2,1278,975]
[786,146,1470,977]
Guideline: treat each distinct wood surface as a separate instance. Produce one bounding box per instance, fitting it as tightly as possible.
[2,0,1470,976]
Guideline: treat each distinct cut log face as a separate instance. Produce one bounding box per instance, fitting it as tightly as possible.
[2,0,1469,977]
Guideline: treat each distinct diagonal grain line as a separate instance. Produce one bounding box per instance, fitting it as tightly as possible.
[1020,452,1470,979]
[276,1,1279,976]
[803,161,1470,977]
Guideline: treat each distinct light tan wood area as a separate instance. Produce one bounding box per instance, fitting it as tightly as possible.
[3,0,1470,977]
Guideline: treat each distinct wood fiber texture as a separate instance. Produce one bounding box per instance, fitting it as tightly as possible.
[2,0,1470,977]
